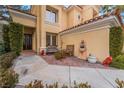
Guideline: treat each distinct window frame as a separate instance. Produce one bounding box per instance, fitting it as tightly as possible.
[45,8,58,23]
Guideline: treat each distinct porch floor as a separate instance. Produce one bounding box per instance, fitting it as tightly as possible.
[42,55,115,69]
[21,50,36,57]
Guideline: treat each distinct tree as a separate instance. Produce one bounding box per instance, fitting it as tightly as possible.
[100,5,116,14]
[100,5,124,14]
[9,5,31,12]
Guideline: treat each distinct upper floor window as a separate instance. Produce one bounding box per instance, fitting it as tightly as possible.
[45,6,58,23]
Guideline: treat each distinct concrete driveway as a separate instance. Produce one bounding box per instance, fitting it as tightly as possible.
[13,55,124,88]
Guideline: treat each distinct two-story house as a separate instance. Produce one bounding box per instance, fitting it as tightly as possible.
[8,5,123,62]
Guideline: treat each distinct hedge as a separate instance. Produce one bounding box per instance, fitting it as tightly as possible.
[9,22,24,55]
[2,24,10,52]
[0,42,5,55]
[109,27,124,58]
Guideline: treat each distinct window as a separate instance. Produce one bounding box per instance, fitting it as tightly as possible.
[46,34,51,46]
[46,9,57,23]
[46,33,57,46]
[52,35,56,46]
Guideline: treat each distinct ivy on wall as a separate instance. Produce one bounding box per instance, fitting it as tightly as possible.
[9,22,24,55]
[2,22,24,55]
[2,24,10,52]
[109,26,124,58]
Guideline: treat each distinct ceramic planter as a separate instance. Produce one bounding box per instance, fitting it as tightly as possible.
[80,48,85,52]
[88,56,97,63]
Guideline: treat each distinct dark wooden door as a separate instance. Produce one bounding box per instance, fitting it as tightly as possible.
[23,34,32,50]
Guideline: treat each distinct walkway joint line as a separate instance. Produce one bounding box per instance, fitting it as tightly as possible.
[95,68,116,88]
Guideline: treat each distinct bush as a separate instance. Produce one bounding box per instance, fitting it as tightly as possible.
[115,78,124,88]
[25,80,44,88]
[2,23,24,55]
[9,22,24,55]
[54,50,67,60]
[109,27,123,58]
[25,80,91,88]
[110,55,124,69]
[0,69,19,88]
[0,42,5,55]
[73,81,91,88]
[0,52,17,69]
[2,24,11,52]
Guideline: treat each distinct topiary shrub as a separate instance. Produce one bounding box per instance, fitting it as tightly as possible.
[2,24,11,52]
[9,22,24,55]
[109,27,123,58]
[0,68,19,88]
[0,52,17,69]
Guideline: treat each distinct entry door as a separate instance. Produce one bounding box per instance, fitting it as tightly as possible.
[23,34,32,50]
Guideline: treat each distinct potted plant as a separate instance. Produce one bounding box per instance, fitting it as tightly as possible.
[88,54,97,63]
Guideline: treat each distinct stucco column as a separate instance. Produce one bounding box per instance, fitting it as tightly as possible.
[40,6,46,55]
[36,6,41,53]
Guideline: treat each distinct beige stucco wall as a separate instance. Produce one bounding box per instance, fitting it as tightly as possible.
[10,5,100,53]
[67,8,75,28]
[60,27,110,62]
[61,9,68,30]
[82,6,94,22]
[73,7,82,25]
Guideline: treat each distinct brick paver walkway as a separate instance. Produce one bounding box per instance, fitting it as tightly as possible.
[42,55,114,69]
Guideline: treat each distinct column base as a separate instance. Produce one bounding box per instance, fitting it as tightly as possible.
[39,47,46,56]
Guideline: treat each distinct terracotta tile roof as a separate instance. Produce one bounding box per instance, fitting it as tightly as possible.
[7,6,36,17]
[60,8,124,33]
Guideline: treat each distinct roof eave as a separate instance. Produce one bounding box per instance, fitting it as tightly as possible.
[60,16,121,36]
[7,7,36,19]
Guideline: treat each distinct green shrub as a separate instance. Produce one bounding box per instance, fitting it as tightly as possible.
[73,81,91,88]
[25,80,44,88]
[54,51,63,60]
[115,78,124,88]
[2,24,11,52]
[110,55,124,69]
[0,69,19,88]
[109,27,124,58]
[46,82,59,88]
[54,50,67,60]
[9,22,24,55]
[0,52,17,69]
[2,23,24,55]
[0,42,5,55]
